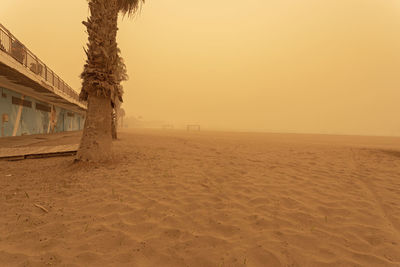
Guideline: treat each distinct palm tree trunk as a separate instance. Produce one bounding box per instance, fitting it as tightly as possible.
[111,108,118,140]
[77,95,112,161]
[77,0,119,161]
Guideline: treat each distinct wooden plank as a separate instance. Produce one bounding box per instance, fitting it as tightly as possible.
[0,144,78,160]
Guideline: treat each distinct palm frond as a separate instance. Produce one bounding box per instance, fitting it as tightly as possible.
[118,0,145,17]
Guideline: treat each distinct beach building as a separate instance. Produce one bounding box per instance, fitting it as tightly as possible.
[0,23,86,137]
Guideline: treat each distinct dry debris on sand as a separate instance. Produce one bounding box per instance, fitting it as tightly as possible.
[1,129,400,266]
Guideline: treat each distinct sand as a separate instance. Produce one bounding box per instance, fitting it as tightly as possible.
[1,129,400,266]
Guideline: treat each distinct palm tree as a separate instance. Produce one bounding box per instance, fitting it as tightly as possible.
[112,52,128,140]
[77,0,144,162]
[118,107,126,128]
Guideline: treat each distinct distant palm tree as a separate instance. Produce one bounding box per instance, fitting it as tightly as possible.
[77,0,144,162]
[111,49,129,140]
[118,107,126,128]
[112,51,128,140]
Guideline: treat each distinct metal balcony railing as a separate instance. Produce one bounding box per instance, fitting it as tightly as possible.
[0,23,85,105]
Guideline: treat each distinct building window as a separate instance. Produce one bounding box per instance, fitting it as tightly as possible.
[12,96,32,108]
[36,103,51,112]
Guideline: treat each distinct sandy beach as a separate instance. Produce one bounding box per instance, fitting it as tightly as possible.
[1,129,400,266]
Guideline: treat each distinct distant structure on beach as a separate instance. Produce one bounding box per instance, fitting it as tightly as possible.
[187,125,200,131]
[0,23,86,137]
[162,124,174,129]
[124,116,166,129]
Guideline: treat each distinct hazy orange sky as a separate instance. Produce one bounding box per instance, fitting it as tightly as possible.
[1,0,400,135]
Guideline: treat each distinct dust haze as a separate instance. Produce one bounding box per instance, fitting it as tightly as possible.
[1,0,399,136]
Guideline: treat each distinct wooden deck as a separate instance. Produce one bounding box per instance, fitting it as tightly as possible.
[0,144,78,160]
[0,131,81,160]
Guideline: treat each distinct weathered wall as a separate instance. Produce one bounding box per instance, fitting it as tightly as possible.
[0,87,85,137]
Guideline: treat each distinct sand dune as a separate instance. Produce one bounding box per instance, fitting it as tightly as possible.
[1,129,400,266]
